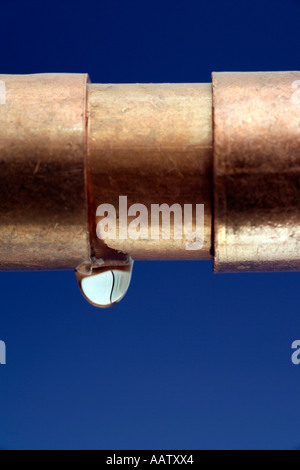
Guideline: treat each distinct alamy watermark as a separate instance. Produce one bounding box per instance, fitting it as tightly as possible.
[0,340,6,365]
[291,340,300,365]
[0,80,6,105]
[96,196,204,250]
[292,80,300,105]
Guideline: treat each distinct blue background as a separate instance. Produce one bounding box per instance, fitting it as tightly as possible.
[0,0,300,450]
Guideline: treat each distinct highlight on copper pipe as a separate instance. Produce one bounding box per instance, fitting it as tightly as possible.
[0,71,299,307]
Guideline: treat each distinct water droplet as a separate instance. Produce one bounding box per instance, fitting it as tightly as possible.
[75,258,133,308]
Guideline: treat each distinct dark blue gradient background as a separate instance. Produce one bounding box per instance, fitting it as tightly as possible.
[0,0,300,450]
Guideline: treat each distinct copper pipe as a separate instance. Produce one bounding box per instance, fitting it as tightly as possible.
[0,72,299,273]
[0,73,90,270]
[87,83,213,261]
[213,71,300,272]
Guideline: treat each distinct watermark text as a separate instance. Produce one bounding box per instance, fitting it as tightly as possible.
[96,196,204,251]
[0,340,6,365]
[0,80,6,105]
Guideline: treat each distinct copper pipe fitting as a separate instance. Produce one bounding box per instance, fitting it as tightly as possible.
[0,74,90,270]
[213,72,300,272]
[0,72,300,275]
[88,83,212,261]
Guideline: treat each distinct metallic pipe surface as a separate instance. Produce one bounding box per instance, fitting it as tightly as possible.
[0,72,299,273]
[0,73,90,270]
[87,83,213,261]
[213,71,300,272]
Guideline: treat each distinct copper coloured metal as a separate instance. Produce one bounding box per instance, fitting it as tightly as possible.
[1,72,300,273]
[87,83,213,261]
[213,71,300,272]
[0,74,90,270]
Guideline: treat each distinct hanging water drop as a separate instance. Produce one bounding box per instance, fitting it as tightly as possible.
[75,258,133,308]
